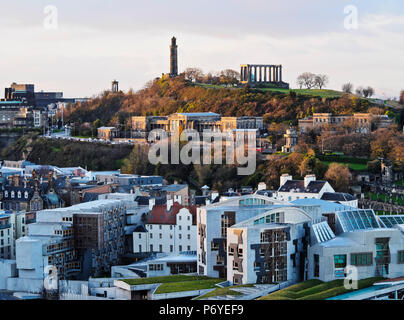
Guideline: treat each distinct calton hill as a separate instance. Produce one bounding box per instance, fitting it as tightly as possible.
[1,74,404,203]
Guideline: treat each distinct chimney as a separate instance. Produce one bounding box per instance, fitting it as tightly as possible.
[211,192,219,201]
[258,182,266,191]
[174,195,181,205]
[280,174,293,187]
[149,198,155,211]
[167,199,173,211]
[205,199,211,206]
[304,174,316,188]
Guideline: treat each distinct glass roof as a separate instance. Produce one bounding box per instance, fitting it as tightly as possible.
[336,209,381,232]
[312,221,335,243]
[378,215,404,228]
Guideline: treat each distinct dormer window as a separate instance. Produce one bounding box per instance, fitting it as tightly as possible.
[24,191,29,199]
[4,191,8,198]
[17,191,21,198]
[11,191,15,198]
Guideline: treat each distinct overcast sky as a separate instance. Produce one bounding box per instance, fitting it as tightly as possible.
[0,0,403,99]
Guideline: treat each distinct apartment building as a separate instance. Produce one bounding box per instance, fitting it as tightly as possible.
[197,194,291,278]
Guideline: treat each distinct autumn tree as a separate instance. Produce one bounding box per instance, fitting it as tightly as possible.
[325,163,350,192]
[400,90,404,104]
[184,67,204,82]
[219,69,240,85]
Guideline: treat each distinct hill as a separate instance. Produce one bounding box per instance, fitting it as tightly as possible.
[64,76,376,127]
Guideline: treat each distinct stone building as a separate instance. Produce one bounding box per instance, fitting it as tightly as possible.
[281,127,298,153]
[131,113,263,136]
[298,113,393,134]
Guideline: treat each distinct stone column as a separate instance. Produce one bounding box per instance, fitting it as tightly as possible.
[279,65,282,82]
[273,66,276,82]
[263,66,267,82]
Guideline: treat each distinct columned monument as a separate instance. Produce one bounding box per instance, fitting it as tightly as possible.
[240,64,289,88]
[170,37,178,77]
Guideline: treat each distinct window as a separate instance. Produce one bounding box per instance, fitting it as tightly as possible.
[139,245,142,253]
[187,226,190,231]
[334,255,347,268]
[187,246,191,251]
[150,244,153,252]
[211,242,219,251]
[179,234,182,239]
[138,233,142,239]
[314,254,320,277]
[351,253,372,266]
[179,245,182,252]
[170,245,173,252]
[159,244,162,252]
[150,233,153,239]
[179,226,182,231]
[187,234,190,240]
[159,233,162,239]
[398,251,404,264]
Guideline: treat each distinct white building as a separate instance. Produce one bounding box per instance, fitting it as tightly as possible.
[133,200,197,255]
[275,174,335,202]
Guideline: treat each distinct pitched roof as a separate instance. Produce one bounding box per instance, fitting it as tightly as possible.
[321,192,356,202]
[278,180,327,193]
[147,202,197,225]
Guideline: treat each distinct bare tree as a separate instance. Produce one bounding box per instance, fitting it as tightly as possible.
[400,90,404,104]
[184,67,204,83]
[363,86,375,98]
[356,86,364,97]
[342,82,354,93]
[297,72,316,89]
[314,74,329,89]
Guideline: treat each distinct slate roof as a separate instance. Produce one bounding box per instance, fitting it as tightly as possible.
[321,192,356,202]
[278,180,327,193]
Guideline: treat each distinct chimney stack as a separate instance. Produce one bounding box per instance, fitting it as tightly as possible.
[304,174,316,188]
[149,198,156,211]
[280,174,293,187]
[167,199,174,211]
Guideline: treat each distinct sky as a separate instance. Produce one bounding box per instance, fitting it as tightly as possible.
[0,0,403,99]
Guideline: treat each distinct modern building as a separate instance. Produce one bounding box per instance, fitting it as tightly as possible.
[197,194,291,278]
[15,199,135,284]
[308,210,404,282]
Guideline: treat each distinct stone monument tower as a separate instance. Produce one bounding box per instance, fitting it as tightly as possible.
[170,37,178,77]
